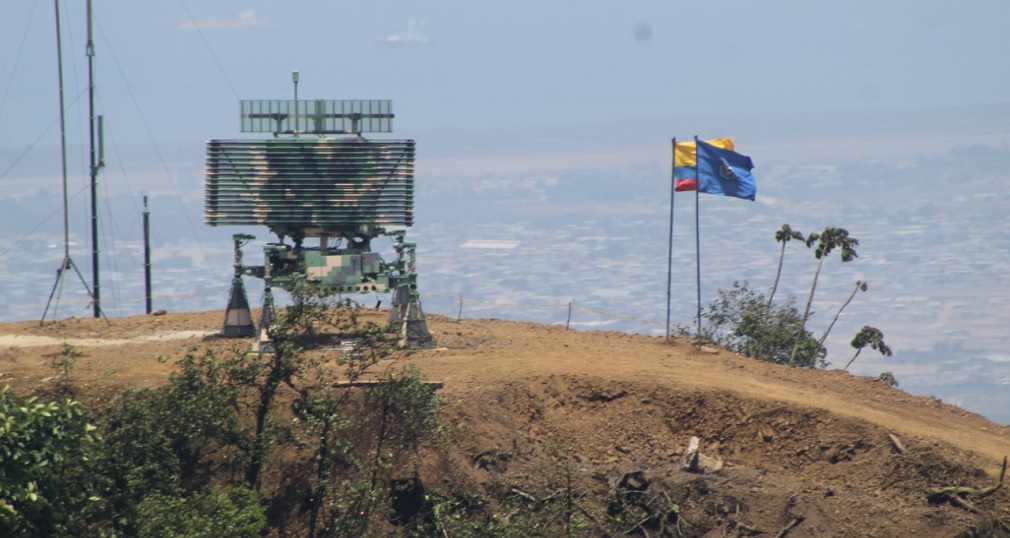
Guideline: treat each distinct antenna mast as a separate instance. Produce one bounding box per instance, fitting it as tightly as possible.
[41,0,102,324]
[86,0,104,318]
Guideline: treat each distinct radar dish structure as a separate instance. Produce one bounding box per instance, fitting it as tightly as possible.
[206,81,432,349]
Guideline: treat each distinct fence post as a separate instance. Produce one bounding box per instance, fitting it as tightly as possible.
[457,293,464,321]
[566,302,573,330]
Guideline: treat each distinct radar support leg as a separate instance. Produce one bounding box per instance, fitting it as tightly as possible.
[388,235,432,348]
[251,287,275,353]
[222,233,257,338]
[222,275,255,337]
[389,283,433,349]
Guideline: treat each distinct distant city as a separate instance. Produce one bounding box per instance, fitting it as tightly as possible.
[2,106,1009,424]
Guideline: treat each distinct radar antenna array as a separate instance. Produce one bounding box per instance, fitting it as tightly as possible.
[207,74,432,349]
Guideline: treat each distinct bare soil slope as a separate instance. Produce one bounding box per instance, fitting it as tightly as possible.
[3,310,1009,536]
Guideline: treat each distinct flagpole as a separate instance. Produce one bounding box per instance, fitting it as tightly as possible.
[665,137,677,342]
[693,136,703,342]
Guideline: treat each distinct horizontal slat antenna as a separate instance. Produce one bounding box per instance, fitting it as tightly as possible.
[204,138,414,231]
[241,99,393,134]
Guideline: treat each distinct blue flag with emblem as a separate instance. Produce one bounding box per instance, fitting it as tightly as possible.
[695,138,756,201]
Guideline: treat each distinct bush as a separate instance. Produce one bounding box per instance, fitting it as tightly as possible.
[136,485,265,538]
[94,351,242,534]
[700,281,825,368]
[0,386,99,536]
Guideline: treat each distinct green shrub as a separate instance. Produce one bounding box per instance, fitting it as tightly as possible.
[136,485,265,538]
[701,281,825,368]
[0,386,99,536]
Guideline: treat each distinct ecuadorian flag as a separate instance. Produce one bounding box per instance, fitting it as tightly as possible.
[672,137,734,192]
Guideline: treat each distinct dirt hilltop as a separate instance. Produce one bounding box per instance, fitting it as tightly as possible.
[3,310,1009,536]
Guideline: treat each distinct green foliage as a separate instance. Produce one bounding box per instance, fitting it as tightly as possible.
[699,224,888,370]
[805,226,859,262]
[877,372,899,387]
[412,490,512,538]
[844,325,893,371]
[791,226,859,365]
[136,485,265,538]
[96,388,181,529]
[700,281,825,368]
[0,386,99,537]
[367,364,442,451]
[50,343,83,398]
[412,441,594,538]
[521,440,588,537]
[225,284,351,492]
[5,286,444,536]
[94,350,241,534]
[53,342,81,374]
[768,223,805,307]
[415,488,591,538]
[300,362,442,537]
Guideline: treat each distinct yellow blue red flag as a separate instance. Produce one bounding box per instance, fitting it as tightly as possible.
[672,138,734,192]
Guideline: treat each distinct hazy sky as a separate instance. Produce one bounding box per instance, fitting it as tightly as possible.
[2,0,1009,151]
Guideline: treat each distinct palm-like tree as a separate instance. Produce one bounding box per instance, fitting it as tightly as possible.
[767,224,805,310]
[788,226,859,366]
[817,280,868,352]
[844,325,892,371]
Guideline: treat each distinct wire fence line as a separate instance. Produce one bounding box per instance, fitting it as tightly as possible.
[421,291,665,331]
[4,290,205,321]
[9,289,668,334]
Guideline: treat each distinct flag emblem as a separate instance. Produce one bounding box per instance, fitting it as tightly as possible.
[718,159,738,181]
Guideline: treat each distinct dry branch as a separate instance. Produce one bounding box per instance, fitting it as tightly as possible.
[887,433,906,454]
[724,519,766,537]
[948,495,980,514]
[509,487,539,503]
[773,516,804,538]
[575,501,617,538]
[926,455,1007,505]
[332,380,443,389]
